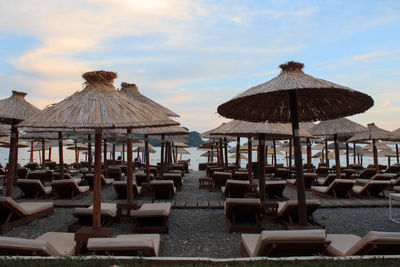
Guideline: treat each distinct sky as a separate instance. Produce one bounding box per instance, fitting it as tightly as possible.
[0,0,399,133]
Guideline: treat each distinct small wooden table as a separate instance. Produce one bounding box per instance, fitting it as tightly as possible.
[74,226,113,255]
[117,201,140,222]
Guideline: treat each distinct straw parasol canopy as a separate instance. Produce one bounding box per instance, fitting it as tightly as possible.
[120,82,179,118]
[200,151,218,157]
[361,142,392,151]
[217,61,374,226]
[177,147,191,155]
[173,142,189,148]
[229,153,248,160]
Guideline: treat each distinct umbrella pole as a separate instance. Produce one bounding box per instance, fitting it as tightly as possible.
[88,134,92,174]
[58,132,64,179]
[210,146,214,162]
[397,144,399,164]
[289,91,307,226]
[248,137,253,183]
[334,134,341,178]
[265,145,269,166]
[258,134,266,201]
[224,137,228,171]
[126,128,133,201]
[236,137,240,170]
[307,138,311,171]
[38,150,41,164]
[353,142,356,164]
[219,138,224,169]
[104,139,108,178]
[75,140,78,165]
[112,143,115,161]
[346,142,349,167]
[373,139,379,174]
[93,128,102,228]
[145,135,150,184]
[388,156,391,168]
[273,140,277,167]
[42,139,46,168]
[6,125,18,197]
[160,134,165,176]
[30,141,34,162]
[48,147,52,161]
[122,144,125,162]
[289,139,292,169]
[325,140,329,167]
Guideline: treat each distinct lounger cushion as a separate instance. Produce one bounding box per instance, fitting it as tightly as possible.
[346,231,400,256]
[18,202,53,216]
[277,200,320,217]
[352,181,390,194]
[0,236,59,256]
[73,203,117,218]
[130,203,171,217]
[241,234,259,257]
[117,234,160,256]
[36,232,75,256]
[18,179,52,194]
[265,180,286,186]
[326,234,361,256]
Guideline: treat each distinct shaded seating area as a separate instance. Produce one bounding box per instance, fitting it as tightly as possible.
[130,203,171,233]
[221,180,249,198]
[0,232,75,256]
[0,197,54,234]
[311,179,356,199]
[113,181,141,200]
[241,229,329,257]
[351,180,390,198]
[68,203,117,232]
[277,200,322,229]
[17,179,52,199]
[87,234,160,256]
[327,231,400,256]
[51,179,90,200]
[150,180,176,201]
[224,198,262,233]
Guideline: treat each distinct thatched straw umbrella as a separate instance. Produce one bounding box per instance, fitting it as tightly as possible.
[0,91,40,196]
[348,123,399,173]
[19,70,178,230]
[309,118,366,178]
[217,61,373,226]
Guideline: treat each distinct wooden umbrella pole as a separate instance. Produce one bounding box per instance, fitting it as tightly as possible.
[307,138,311,171]
[325,140,329,167]
[353,142,356,164]
[122,144,125,162]
[93,128,102,228]
[265,144,268,165]
[236,137,240,170]
[126,128,133,202]
[258,134,266,201]
[6,125,18,197]
[224,137,228,171]
[75,140,78,165]
[397,144,399,164]
[103,139,108,178]
[219,138,224,169]
[388,156,391,168]
[273,139,277,167]
[210,146,214,162]
[30,141,34,162]
[346,142,349,167]
[334,134,341,178]
[112,143,115,161]
[160,134,165,176]
[42,139,46,168]
[88,134,92,173]
[48,147,52,161]
[145,135,150,184]
[289,139,292,169]
[373,139,379,174]
[289,91,307,226]
[58,132,64,180]
[248,137,253,183]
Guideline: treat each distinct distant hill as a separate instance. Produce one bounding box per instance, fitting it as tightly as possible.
[140,127,204,147]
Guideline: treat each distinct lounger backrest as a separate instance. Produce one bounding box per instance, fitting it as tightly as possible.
[372,173,396,180]
[253,229,327,256]
[323,174,337,185]
[233,171,249,180]
[135,173,154,186]
[360,168,376,179]
[17,179,46,197]
[278,200,321,218]
[225,198,260,217]
[51,179,79,197]
[113,181,139,199]
[363,180,390,196]
[0,236,59,256]
[347,231,400,256]
[87,237,156,256]
[327,179,355,192]
[212,172,232,187]
[0,197,27,219]
[225,180,249,197]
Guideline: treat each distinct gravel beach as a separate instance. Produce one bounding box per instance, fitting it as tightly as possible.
[2,170,400,257]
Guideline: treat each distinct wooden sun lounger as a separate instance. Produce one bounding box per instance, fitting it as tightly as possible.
[232,171,249,180]
[351,180,391,198]
[84,173,114,189]
[316,174,345,186]
[112,181,141,200]
[150,180,176,201]
[135,173,154,186]
[87,234,160,256]
[0,232,75,256]
[274,168,291,179]
[241,229,329,257]
[311,179,355,199]
[211,171,232,190]
[68,203,117,232]
[221,179,249,198]
[351,168,376,179]
[355,173,397,185]
[277,200,322,229]
[51,179,90,200]
[160,173,183,190]
[287,173,317,189]
[327,231,400,256]
[224,198,262,233]
[130,203,171,233]
[17,179,52,199]
[263,180,287,200]
[0,197,54,234]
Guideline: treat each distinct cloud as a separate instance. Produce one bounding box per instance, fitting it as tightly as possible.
[351,50,394,61]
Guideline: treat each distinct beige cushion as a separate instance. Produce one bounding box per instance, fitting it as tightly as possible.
[78,185,90,193]
[36,232,75,256]
[74,203,117,218]
[317,177,326,185]
[286,179,296,185]
[221,186,226,194]
[226,179,249,185]
[278,200,320,217]
[326,234,361,256]
[311,185,329,193]
[352,185,364,194]
[18,202,53,215]
[346,231,400,256]
[0,236,59,256]
[241,234,260,257]
[104,178,114,185]
[130,203,171,217]
[355,179,369,185]
[117,234,160,256]
[265,180,286,186]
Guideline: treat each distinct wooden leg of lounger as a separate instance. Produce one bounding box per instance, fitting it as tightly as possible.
[333,190,337,199]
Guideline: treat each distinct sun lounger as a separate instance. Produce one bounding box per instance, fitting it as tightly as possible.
[135,173,154,186]
[327,231,400,256]
[221,179,249,198]
[315,166,330,177]
[160,173,183,190]
[211,171,232,189]
[241,229,329,257]
[68,203,117,232]
[232,171,249,181]
[52,172,81,184]
[385,164,400,174]
[311,179,355,199]
[0,197,54,234]
[150,180,176,201]
[277,200,322,229]
[274,168,291,179]
[262,180,287,199]
[17,167,28,179]
[351,180,390,198]
[316,174,344,186]
[0,232,75,256]
[287,173,317,189]
[112,181,141,200]
[355,173,397,185]
[351,168,376,179]
[130,203,171,233]
[17,179,52,199]
[107,166,124,180]
[224,198,262,233]
[84,173,114,189]
[87,234,160,256]
[51,179,90,199]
